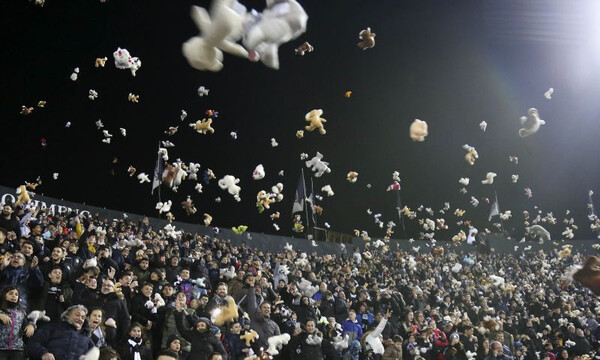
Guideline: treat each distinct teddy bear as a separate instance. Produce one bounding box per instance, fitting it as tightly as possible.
[243,0,308,70]
[462,144,479,165]
[432,246,444,257]
[452,230,466,244]
[181,196,197,215]
[305,152,331,177]
[296,130,304,138]
[347,171,358,183]
[156,201,172,214]
[321,185,334,197]
[240,330,260,347]
[113,47,142,76]
[162,163,187,189]
[266,333,291,356]
[357,27,376,49]
[95,57,107,67]
[525,224,551,242]
[21,106,34,116]
[481,172,497,185]
[270,212,280,220]
[187,162,200,180]
[313,205,323,215]
[519,108,545,137]
[28,310,50,325]
[409,119,428,141]
[232,225,248,235]
[573,256,600,295]
[218,175,241,201]
[294,41,314,55]
[256,190,275,213]
[182,0,249,72]
[304,109,327,135]
[128,93,139,103]
[189,118,215,134]
[203,213,213,226]
[165,126,178,136]
[213,297,239,327]
[15,185,32,206]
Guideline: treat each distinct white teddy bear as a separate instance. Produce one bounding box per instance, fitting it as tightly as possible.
[305,152,331,177]
[218,175,241,202]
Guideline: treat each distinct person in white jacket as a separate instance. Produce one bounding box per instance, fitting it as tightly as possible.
[362,309,392,355]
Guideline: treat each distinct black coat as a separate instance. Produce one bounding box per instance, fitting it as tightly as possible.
[26,321,94,360]
[174,311,227,360]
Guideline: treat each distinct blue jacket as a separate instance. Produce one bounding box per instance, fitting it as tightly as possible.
[26,321,94,360]
[0,266,44,310]
[342,319,363,343]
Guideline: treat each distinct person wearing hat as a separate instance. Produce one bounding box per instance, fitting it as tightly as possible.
[173,302,227,360]
[362,308,393,357]
[444,333,468,360]
[166,334,182,357]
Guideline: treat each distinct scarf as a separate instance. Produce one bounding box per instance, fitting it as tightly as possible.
[128,337,143,360]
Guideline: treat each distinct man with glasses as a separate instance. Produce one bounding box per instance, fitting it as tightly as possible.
[94,279,130,346]
[0,251,44,310]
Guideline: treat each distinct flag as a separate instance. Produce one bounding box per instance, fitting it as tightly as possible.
[488,193,500,221]
[151,149,164,195]
[292,170,306,214]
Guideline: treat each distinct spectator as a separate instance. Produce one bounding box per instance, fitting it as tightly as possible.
[383,335,403,360]
[0,286,35,358]
[88,307,108,347]
[0,251,43,310]
[173,303,227,360]
[117,323,153,360]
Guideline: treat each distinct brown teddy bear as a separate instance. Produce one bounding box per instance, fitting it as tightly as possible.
[573,256,600,295]
[357,27,376,50]
[181,197,197,216]
[294,41,314,56]
[213,297,239,327]
[304,109,327,135]
[240,330,259,346]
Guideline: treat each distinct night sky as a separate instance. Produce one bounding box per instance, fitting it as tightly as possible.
[2,0,600,241]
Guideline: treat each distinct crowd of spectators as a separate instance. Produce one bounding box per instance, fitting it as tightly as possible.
[0,203,599,360]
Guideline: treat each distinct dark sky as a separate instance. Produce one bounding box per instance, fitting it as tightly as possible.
[2,0,600,241]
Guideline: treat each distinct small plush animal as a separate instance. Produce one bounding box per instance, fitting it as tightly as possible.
[305,109,327,135]
[189,118,214,134]
[295,41,314,55]
[240,330,260,347]
[357,27,376,50]
[519,108,545,137]
[212,297,239,327]
[266,333,291,355]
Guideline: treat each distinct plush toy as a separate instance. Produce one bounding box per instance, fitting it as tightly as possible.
[136,173,150,183]
[519,108,545,137]
[232,225,248,235]
[345,91,352,98]
[164,126,178,137]
[305,152,331,177]
[156,201,172,214]
[420,218,436,231]
[161,141,174,148]
[88,90,98,100]
[70,67,79,81]
[304,109,327,135]
[573,256,600,295]
[270,138,278,147]
[524,188,533,198]
[387,181,401,192]
[21,106,34,115]
[241,330,260,347]
[294,41,313,55]
[253,164,265,180]
[218,175,241,201]
[182,0,249,72]
[220,266,236,280]
[271,183,284,202]
[113,47,142,76]
[509,156,519,164]
[432,246,444,257]
[479,121,487,131]
[459,178,470,186]
[212,297,239,327]
[544,88,554,99]
[203,213,213,226]
[347,171,358,183]
[162,163,188,189]
[266,333,291,356]
[292,215,304,233]
[15,185,31,206]
[357,27,376,49]
[167,212,176,222]
[297,278,319,298]
[256,190,275,213]
[436,218,448,230]
[243,0,308,70]
[525,225,551,242]
[454,209,465,217]
[198,86,210,97]
[313,205,323,215]
[186,163,200,181]
[28,310,50,325]
[321,185,334,197]
[189,118,215,134]
[181,196,197,215]
[452,230,466,244]
[128,93,139,103]
[409,119,428,141]
[95,57,107,67]
[558,244,572,258]
[481,172,497,185]
[462,144,479,166]
[296,130,304,138]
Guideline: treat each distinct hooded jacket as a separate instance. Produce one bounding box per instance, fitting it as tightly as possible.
[26,321,94,360]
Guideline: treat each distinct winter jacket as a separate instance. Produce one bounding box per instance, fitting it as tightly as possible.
[289,332,324,360]
[364,318,387,355]
[383,345,402,360]
[92,292,130,343]
[130,294,155,328]
[117,337,153,360]
[174,311,227,360]
[222,331,247,360]
[247,286,281,350]
[0,265,44,310]
[342,319,363,343]
[0,307,31,350]
[26,321,94,360]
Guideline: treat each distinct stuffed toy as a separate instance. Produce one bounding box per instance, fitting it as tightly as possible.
[243,0,308,70]
[544,88,554,99]
[128,93,139,103]
[88,90,99,100]
[436,218,448,230]
[187,163,200,181]
[296,130,304,138]
[241,330,260,346]
[213,296,239,326]
[166,212,175,223]
[270,212,280,220]
[15,185,31,206]
[270,138,278,147]
[113,47,142,76]
[458,178,470,186]
[509,156,519,164]
[357,27,376,49]
[462,144,479,166]
[297,278,319,298]
[451,262,462,273]
[304,109,327,135]
[164,126,178,137]
[321,185,334,197]
[161,140,175,148]
[519,108,545,137]
[156,201,172,214]
[28,310,50,325]
[292,215,304,233]
[218,175,241,201]
[481,172,497,185]
[232,225,248,235]
[284,242,293,252]
[402,206,416,219]
[524,188,533,198]
[198,86,210,97]
[220,266,236,280]
[525,225,551,242]
[25,178,41,190]
[511,174,519,183]
[313,205,323,215]
[269,183,283,202]
[253,164,265,180]
[256,190,275,213]
[191,277,206,288]
[162,163,188,189]
[347,171,358,183]
[420,218,435,231]
[163,224,182,239]
[562,228,574,240]
[479,121,487,131]
[70,67,79,81]
[181,196,197,215]
[21,106,34,115]
[573,256,600,295]
[203,213,213,226]
[189,118,215,134]
[157,148,169,162]
[387,181,401,191]
[409,119,428,141]
[499,211,512,221]
[466,351,477,360]
[95,57,107,67]
[182,0,249,72]
[432,246,444,257]
[137,173,150,183]
[305,152,331,177]
[266,333,291,356]
[294,41,313,55]
[488,275,505,287]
